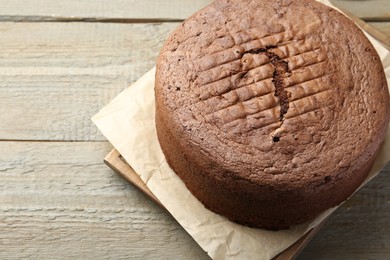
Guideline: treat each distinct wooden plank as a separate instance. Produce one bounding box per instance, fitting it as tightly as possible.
[0,0,212,21]
[1,142,386,259]
[0,0,387,21]
[0,22,178,141]
[331,0,390,21]
[0,141,208,259]
[299,163,390,259]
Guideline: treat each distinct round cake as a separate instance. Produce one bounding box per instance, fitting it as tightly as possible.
[155,0,390,230]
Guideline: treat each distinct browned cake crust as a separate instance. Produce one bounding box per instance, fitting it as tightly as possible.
[155,0,390,229]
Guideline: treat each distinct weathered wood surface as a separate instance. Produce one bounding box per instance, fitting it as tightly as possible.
[0,0,389,259]
[0,142,208,259]
[0,141,388,259]
[0,0,211,21]
[0,0,387,21]
[0,22,178,141]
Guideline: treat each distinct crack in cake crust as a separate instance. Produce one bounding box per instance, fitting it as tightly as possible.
[246,47,291,121]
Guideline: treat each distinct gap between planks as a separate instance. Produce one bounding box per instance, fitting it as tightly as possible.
[0,15,388,24]
[0,139,109,143]
[0,16,184,23]
[0,0,388,22]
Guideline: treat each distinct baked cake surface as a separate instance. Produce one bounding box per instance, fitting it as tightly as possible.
[155,0,390,229]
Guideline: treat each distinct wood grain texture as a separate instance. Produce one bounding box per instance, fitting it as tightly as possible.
[0,141,208,259]
[0,22,178,141]
[0,0,212,21]
[0,0,387,22]
[1,141,386,259]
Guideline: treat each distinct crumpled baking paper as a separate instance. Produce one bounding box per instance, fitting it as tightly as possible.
[92,1,390,259]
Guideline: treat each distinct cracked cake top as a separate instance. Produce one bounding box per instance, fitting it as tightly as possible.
[155,0,389,187]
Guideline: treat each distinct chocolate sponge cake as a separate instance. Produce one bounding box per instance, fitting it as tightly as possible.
[155,0,390,229]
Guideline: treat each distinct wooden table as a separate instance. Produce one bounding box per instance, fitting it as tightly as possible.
[0,1,389,259]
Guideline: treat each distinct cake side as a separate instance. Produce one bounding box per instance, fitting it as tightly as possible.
[156,108,380,228]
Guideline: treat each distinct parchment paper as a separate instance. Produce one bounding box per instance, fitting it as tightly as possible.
[92,1,390,259]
